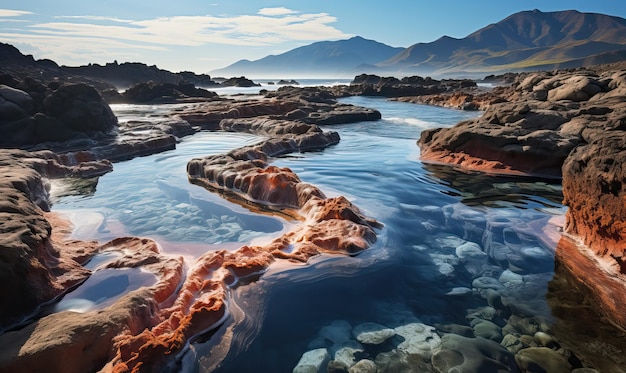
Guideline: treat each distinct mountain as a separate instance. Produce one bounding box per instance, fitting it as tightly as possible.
[377,9,626,76]
[211,9,626,78]
[210,36,404,78]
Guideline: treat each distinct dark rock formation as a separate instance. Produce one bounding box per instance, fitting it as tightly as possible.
[337,74,476,98]
[0,79,117,148]
[62,61,219,89]
[120,81,218,104]
[220,76,260,87]
[277,79,299,85]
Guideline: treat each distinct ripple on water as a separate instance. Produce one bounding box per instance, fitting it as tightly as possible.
[54,268,157,313]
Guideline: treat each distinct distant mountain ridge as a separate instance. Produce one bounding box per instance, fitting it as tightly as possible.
[380,9,626,76]
[212,9,626,78]
[210,36,404,78]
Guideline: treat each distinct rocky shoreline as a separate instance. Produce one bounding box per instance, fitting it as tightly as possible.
[0,73,384,371]
[0,61,625,371]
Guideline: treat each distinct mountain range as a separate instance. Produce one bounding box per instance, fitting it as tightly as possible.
[210,36,404,78]
[211,9,626,78]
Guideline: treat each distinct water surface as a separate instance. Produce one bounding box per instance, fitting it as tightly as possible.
[51,95,579,372]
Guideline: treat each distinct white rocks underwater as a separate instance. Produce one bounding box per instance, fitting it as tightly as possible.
[292,199,597,373]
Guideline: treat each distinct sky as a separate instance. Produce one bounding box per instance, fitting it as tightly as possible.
[1,1,625,75]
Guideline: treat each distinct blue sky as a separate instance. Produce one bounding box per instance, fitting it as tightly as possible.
[1,1,625,74]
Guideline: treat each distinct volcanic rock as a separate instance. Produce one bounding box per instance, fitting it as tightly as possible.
[220,76,260,87]
[0,149,113,329]
[121,81,218,104]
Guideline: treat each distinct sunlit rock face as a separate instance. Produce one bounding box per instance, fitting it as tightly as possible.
[548,236,626,371]
[417,69,623,178]
[0,149,112,328]
[418,100,580,178]
[0,236,184,373]
[187,118,339,209]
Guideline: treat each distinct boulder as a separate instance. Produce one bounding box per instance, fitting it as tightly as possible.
[430,334,519,373]
[220,76,260,87]
[122,81,218,103]
[515,347,572,373]
[352,323,395,345]
[43,83,117,133]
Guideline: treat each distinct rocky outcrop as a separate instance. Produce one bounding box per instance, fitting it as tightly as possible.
[334,74,477,98]
[0,236,185,373]
[220,76,260,87]
[178,89,381,130]
[63,61,220,89]
[418,100,581,177]
[115,81,218,104]
[392,88,509,111]
[0,75,385,371]
[0,150,112,329]
[418,67,626,330]
[0,79,117,147]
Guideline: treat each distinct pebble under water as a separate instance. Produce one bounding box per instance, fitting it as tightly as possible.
[51,95,617,372]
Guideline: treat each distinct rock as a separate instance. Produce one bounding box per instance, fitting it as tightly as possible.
[278,79,300,85]
[293,348,330,373]
[547,75,603,102]
[0,84,33,113]
[515,347,572,373]
[394,323,441,356]
[0,290,157,373]
[352,323,395,345]
[430,334,518,373]
[501,334,530,354]
[561,128,626,328]
[42,83,117,133]
[455,241,487,259]
[434,323,475,338]
[333,342,365,368]
[122,81,217,103]
[470,320,503,342]
[418,100,579,178]
[220,76,260,87]
[319,320,353,346]
[417,65,626,335]
[347,359,376,373]
[0,235,184,373]
[374,349,431,373]
[0,149,114,328]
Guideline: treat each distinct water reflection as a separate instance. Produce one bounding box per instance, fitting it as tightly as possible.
[421,163,564,210]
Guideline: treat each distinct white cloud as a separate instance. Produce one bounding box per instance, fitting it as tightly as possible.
[54,15,134,23]
[0,9,32,17]
[258,7,298,16]
[24,11,348,47]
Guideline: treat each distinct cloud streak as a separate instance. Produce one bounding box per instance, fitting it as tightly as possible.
[0,9,32,17]
[4,8,349,48]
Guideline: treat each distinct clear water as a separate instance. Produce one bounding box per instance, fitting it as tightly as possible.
[51,96,571,372]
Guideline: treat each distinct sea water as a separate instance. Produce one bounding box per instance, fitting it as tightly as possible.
[50,94,581,371]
